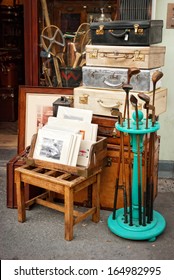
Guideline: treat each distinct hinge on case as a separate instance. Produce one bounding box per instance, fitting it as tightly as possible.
[134,24,144,35]
[96,25,104,35]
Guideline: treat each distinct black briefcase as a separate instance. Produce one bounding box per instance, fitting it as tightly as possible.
[90,20,163,46]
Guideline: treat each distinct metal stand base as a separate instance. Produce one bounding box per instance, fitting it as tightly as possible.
[108,208,166,241]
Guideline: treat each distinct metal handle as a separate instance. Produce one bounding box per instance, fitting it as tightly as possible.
[102,53,134,60]
[103,78,122,88]
[98,99,122,109]
[109,29,130,38]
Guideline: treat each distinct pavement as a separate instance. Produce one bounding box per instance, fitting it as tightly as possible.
[0,149,174,260]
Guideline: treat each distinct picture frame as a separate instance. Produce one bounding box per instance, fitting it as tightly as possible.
[18,86,73,153]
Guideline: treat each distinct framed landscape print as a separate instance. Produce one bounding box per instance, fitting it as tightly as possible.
[18,86,73,153]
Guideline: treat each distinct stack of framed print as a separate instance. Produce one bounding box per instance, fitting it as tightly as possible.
[33,106,99,168]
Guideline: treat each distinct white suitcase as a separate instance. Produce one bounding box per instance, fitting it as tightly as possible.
[74,86,167,117]
[86,45,166,69]
[82,66,162,92]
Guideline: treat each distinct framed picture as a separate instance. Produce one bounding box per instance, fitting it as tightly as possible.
[18,86,73,153]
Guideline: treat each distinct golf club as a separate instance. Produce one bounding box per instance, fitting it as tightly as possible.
[122,67,140,128]
[152,70,163,106]
[138,92,150,129]
[122,84,133,128]
[138,92,151,226]
[130,94,142,225]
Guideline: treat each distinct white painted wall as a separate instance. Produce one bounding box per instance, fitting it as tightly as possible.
[155,0,174,161]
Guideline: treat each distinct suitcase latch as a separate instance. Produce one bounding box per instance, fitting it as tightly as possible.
[96,25,104,35]
[134,24,144,35]
[134,50,145,61]
[79,94,89,104]
[106,157,112,167]
[89,49,98,59]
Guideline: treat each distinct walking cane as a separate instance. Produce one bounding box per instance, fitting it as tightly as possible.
[111,109,123,220]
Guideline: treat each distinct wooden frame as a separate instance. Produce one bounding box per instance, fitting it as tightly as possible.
[17,86,73,153]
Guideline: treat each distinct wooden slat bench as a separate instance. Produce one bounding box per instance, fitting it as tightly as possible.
[15,164,101,241]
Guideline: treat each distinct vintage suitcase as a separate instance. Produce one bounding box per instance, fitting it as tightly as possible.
[6,148,42,208]
[82,66,162,92]
[92,115,129,145]
[0,87,18,121]
[90,20,163,46]
[86,45,166,69]
[74,86,167,117]
[100,135,160,210]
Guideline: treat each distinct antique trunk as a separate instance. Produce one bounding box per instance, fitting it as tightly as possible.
[74,86,167,117]
[82,66,162,92]
[90,20,163,46]
[92,115,129,145]
[6,148,42,208]
[0,87,18,121]
[86,45,166,69]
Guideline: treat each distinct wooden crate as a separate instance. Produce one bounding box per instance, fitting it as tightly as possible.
[27,134,108,178]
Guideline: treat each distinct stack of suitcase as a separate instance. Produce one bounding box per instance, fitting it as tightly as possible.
[73,20,167,210]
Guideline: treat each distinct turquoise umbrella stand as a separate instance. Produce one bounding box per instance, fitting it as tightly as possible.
[108,111,166,241]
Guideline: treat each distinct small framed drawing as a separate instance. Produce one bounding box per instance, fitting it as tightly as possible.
[18,86,73,153]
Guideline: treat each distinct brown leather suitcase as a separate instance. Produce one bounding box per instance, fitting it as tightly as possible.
[0,87,18,121]
[6,148,42,208]
[92,115,129,145]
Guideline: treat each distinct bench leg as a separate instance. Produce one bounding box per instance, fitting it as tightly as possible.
[64,187,74,241]
[15,171,26,222]
[92,173,100,223]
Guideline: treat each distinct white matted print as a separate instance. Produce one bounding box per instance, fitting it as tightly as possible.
[33,128,74,165]
[57,106,93,123]
[25,93,72,147]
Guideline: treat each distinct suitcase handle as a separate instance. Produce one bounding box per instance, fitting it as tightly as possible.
[103,53,134,60]
[98,99,122,109]
[109,29,130,38]
[104,78,123,88]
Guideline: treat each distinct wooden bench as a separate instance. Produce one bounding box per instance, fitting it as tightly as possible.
[15,164,101,241]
